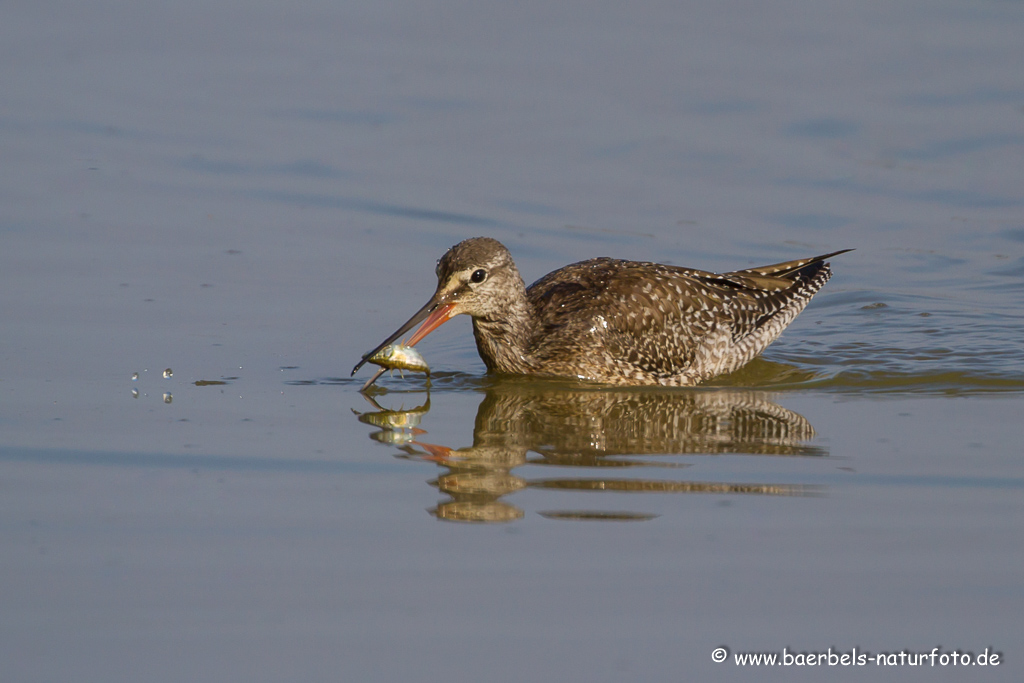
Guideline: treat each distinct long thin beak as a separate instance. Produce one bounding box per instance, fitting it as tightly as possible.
[351,295,457,376]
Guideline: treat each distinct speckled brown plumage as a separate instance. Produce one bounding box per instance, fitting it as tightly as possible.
[353,237,850,387]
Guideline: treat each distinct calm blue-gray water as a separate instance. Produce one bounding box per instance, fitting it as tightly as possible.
[2,1,1023,681]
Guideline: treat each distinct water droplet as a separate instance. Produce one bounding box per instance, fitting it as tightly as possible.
[163,368,173,379]
[163,393,173,404]
[131,372,139,381]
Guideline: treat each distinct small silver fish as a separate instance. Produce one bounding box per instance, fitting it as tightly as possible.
[361,344,430,390]
[367,344,430,374]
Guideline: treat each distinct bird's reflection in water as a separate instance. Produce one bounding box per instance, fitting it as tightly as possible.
[354,380,825,523]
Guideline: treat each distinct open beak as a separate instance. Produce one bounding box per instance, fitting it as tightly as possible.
[351,295,458,376]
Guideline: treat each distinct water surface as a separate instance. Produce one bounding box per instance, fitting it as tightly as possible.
[2,0,1023,681]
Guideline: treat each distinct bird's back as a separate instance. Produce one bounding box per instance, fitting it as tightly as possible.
[523,251,846,385]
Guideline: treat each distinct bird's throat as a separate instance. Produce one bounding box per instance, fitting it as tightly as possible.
[470,299,536,374]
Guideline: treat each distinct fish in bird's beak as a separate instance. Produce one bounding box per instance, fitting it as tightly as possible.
[351,295,458,377]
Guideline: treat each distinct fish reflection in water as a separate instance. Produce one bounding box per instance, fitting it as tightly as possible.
[353,397,430,444]
[356,382,824,523]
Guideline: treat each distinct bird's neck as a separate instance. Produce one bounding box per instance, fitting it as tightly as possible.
[471,288,537,375]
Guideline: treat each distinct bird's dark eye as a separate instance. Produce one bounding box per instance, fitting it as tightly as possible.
[470,269,487,283]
